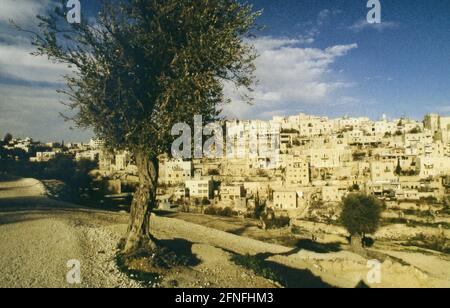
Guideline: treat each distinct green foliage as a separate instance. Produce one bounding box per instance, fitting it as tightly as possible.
[2,133,12,144]
[395,162,402,176]
[231,254,282,283]
[404,234,449,254]
[266,215,290,229]
[201,197,211,206]
[409,127,422,134]
[253,196,266,219]
[45,154,76,182]
[204,206,238,217]
[207,169,220,176]
[352,152,366,161]
[257,169,268,177]
[350,184,360,192]
[340,194,383,236]
[420,196,438,204]
[443,198,450,215]
[26,0,260,158]
[0,153,97,204]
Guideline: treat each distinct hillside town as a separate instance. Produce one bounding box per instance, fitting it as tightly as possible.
[3,0,450,291]
[3,113,450,223]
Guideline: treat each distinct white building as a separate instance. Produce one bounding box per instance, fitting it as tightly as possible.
[186,179,214,199]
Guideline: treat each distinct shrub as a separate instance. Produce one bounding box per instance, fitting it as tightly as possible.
[267,215,290,229]
[201,197,211,206]
[350,184,360,192]
[443,199,450,215]
[409,127,422,134]
[352,152,366,161]
[405,234,449,254]
[208,169,220,176]
[340,194,383,238]
[204,206,238,217]
[231,254,282,284]
[420,196,438,204]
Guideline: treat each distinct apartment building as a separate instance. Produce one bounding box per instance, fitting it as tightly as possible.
[370,161,397,182]
[29,151,56,162]
[273,191,298,210]
[160,160,193,185]
[285,156,310,186]
[186,179,214,199]
[220,184,245,201]
[417,156,450,178]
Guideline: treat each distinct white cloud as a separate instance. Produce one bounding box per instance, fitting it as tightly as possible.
[317,9,342,26]
[0,0,52,24]
[349,19,400,33]
[331,96,361,107]
[0,1,80,140]
[292,9,342,46]
[223,37,358,119]
[0,85,92,142]
[0,45,70,83]
[436,105,450,113]
[0,0,69,84]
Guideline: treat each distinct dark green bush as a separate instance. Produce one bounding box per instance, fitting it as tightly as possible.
[340,194,383,237]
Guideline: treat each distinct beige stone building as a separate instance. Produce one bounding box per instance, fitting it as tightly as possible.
[308,148,342,169]
[29,152,56,163]
[160,160,193,185]
[321,186,348,203]
[370,161,397,182]
[273,190,299,210]
[417,156,450,178]
[220,184,246,201]
[186,179,214,199]
[243,181,271,199]
[285,156,310,186]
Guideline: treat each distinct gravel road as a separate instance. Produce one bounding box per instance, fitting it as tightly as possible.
[0,177,140,288]
[1,177,448,288]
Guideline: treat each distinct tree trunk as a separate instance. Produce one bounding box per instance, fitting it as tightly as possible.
[123,152,159,254]
[350,233,364,254]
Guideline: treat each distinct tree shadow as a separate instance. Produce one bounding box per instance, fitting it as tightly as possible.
[157,238,202,267]
[355,280,371,288]
[0,213,43,226]
[362,237,375,248]
[232,252,335,288]
[262,259,335,288]
[228,224,256,236]
[0,196,79,211]
[0,174,19,182]
[294,239,343,254]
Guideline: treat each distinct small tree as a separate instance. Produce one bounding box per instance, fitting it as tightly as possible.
[395,161,402,176]
[3,133,13,145]
[201,197,211,206]
[208,169,220,176]
[254,193,266,219]
[340,194,383,251]
[350,183,360,192]
[24,0,260,253]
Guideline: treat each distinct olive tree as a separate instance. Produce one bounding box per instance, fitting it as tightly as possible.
[340,194,383,250]
[23,0,259,253]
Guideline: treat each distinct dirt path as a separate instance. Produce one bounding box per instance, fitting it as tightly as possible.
[0,178,140,288]
[1,178,448,288]
[0,178,276,288]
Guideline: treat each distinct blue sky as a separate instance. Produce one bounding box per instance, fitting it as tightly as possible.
[0,0,450,141]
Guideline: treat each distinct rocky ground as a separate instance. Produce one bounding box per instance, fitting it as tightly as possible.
[0,177,449,288]
[0,177,276,288]
[0,178,140,288]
